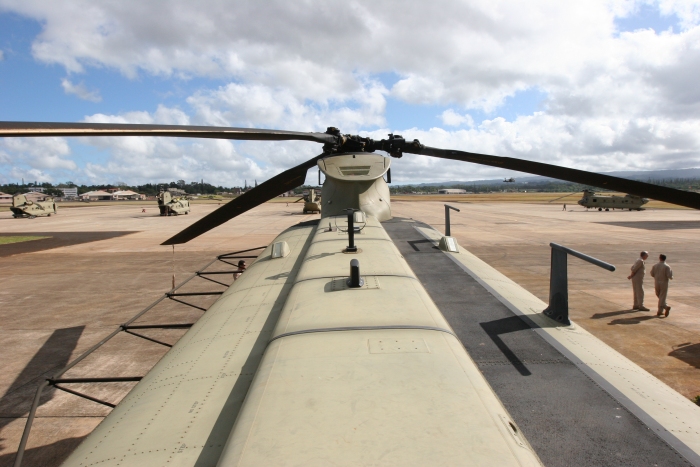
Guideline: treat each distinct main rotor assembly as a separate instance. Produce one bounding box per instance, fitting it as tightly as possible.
[2,121,699,245]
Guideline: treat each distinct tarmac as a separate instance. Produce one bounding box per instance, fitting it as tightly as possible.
[0,199,698,466]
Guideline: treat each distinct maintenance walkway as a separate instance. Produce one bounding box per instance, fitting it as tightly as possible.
[384,217,695,467]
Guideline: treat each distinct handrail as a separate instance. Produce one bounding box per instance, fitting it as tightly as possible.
[543,243,615,325]
[13,246,266,467]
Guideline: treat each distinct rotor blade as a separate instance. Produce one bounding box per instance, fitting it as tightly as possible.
[161,155,323,245]
[411,146,700,210]
[0,121,336,145]
[548,192,582,203]
[293,197,304,203]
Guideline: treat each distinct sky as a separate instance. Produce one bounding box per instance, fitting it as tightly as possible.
[1,0,700,187]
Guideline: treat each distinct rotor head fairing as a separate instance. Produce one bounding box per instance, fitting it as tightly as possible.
[319,154,391,221]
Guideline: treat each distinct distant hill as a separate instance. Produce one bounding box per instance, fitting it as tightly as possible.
[410,168,700,187]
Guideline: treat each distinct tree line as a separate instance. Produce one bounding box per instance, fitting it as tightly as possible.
[0,180,245,197]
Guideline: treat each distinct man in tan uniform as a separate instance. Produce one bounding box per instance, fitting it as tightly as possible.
[650,254,673,317]
[627,251,649,311]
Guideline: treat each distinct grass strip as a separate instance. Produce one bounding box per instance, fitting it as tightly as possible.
[0,236,51,245]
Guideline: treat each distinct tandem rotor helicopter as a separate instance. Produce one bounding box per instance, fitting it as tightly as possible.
[3,121,700,467]
[157,189,191,216]
[10,192,56,218]
[293,187,322,214]
[550,189,649,211]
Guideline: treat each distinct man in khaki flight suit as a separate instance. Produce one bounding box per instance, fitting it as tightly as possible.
[628,251,649,311]
[650,254,673,317]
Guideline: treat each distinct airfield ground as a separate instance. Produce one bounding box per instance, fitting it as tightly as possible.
[0,196,699,465]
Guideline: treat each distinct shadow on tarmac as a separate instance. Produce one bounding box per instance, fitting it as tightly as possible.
[668,342,700,370]
[607,316,657,325]
[0,326,85,464]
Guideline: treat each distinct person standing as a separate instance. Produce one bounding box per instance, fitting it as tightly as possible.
[628,251,649,311]
[233,260,247,281]
[650,254,673,317]
[562,204,566,211]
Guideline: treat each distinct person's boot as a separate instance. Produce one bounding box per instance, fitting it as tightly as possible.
[638,306,650,311]
[664,306,671,317]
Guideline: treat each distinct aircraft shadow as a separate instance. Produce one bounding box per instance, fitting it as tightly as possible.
[407,239,438,252]
[480,316,532,376]
[0,436,86,467]
[0,326,85,433]
[668,343,700,370]
[305,252,338,262]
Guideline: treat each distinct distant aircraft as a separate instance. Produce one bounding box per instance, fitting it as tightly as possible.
[10,193,56,218]
[157,190,191,216]
[550,189,649,211]
[294,188,321,214]
[503,177,515,183]
[578,189,648,211]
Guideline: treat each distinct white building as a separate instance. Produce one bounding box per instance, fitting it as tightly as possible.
[80,190,112,201]
[27,187,46,193]
[60,187,78,198]
[437,189,468,194]
[112,190,145,200]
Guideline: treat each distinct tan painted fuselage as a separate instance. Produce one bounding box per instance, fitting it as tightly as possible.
[10,194,56,218]
[61,153,541,466]
[319,153,391,221]
[578,189,648,211]
[158,191,191,216]
[301,188,321,213]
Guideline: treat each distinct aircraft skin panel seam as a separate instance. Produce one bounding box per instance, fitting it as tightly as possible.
[290,273,418,286]
[218,329,541,466]
[437,331,543,464]
[217,221,541,466]
[268,325,457,343]
[60,224,317,467]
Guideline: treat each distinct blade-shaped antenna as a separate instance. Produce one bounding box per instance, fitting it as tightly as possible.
[393,143,700,210]
[161,155,324,245]
[0,121,336,144]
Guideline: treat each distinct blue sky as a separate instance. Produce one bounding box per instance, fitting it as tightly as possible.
[1,1,699,187]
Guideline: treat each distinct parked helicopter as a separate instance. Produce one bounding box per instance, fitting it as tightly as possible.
[578,189,648,210]
[157,189,191,216]
[3,121,700,467]
[550,189,649,211]
[10,193,56,218]
[293,187,322,213]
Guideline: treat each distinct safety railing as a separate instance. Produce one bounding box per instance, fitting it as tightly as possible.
[13,246,266,467]
[444,204,460,236]
[543,243,615,325]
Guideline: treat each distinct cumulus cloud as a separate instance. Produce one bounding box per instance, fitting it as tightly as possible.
[440,110,475,128]
[61,78,102,102]
[75,106,286,186]
[0,0,624,107]
[2,0,700,184]
[187,80,387,132]
[0,137,77,184]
